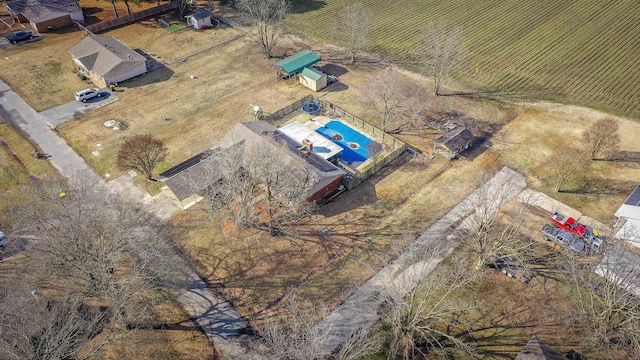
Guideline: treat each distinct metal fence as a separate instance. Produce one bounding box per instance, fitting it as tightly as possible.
[263,96,408,188]
[263,94,317,123]
[316,99,406,150]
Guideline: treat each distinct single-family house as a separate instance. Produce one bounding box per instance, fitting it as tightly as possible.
[185,10,212,29]
[299,67,328,92]
[614,183,640,247]
[433,125,474,160]
[6,0,83,32]
[157,121,346,209]
[69,33,147,88]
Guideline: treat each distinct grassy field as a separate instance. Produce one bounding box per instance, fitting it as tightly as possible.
[0,119,59,230]
[288,1,640,119]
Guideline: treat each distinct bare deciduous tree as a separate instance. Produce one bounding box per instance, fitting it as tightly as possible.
[456,170,533,270]
[366,68,414,132]
[0,290,113,360]
[244,141,315,235]
[335,2,373,63]
[371,237,479,359]
[417,22,464,95]
[565,244,640,356]
[260,293,380,359]
[582,117,620,160]
[237,0,290,58]
[117,134,167,180]
[545,147,589,192]
[28,184,184,329]
[190,139,316,236]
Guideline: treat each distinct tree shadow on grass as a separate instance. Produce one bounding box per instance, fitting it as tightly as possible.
[321,154,411,217]
[559,178,637,196]
[437,85,560,101]
[596,151,640,163]
[289,0,327,14]
[316,63,348,77]
[452,291,581,359]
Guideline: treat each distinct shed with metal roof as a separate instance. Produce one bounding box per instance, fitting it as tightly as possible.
[274,50,322,77]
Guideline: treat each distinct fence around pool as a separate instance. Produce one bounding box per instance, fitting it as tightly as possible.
[264,95,407,189]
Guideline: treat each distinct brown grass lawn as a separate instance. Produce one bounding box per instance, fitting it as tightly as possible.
[100,300,215,359]
[0,118,59,229]
[0,117,212,358]
[57,23,311,178]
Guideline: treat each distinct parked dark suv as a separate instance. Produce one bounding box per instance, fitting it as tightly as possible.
[6,30,33,44]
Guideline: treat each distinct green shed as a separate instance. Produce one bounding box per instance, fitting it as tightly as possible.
[274,50,322,76]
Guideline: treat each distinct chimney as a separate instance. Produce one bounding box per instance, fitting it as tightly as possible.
[302,138,313,151]
[127,54,131,60]
[299,148,310,158]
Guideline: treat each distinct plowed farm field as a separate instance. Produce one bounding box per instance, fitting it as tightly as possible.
[288,1,640,118]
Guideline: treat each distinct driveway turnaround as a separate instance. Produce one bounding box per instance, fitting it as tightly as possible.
[0,78,261,359]
[314,167,527,355]
[40,90,118,128]
[0,79,97,177]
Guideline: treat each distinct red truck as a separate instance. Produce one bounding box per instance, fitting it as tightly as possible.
[549,212,603,252]
[549,212,587,236]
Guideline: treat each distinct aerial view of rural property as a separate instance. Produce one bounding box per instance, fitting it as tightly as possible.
[3,0,640,359]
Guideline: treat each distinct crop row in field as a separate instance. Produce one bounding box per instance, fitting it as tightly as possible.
[288,0,640,118]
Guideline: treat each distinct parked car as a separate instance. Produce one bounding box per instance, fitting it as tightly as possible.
[0,231,6,247]
[541,224,588,254]
[75,88,103,102]
[6,30,33,44]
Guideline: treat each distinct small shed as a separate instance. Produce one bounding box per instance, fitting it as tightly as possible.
[299,67,327,92]
[274,50,321,78]
[433,126,474,160]
[186,10,212,29]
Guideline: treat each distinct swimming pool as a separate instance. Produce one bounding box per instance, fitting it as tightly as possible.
[315,120,377,164]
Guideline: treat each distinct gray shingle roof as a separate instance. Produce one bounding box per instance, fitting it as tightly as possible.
[435,126,474,151]
[159,121,345,203]
[69,34,146,77]
[188,9,212,21]
[6,0,79,22]
[515,336,567,360]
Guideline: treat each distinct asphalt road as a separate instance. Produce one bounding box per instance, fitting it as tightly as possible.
[0,78,260,359]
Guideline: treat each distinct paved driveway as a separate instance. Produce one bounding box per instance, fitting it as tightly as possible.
[40,89,118,128]
[0,77,263,359]
[314,167,527,355]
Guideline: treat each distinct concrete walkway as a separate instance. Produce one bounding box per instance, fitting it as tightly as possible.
[0,78,259,359]
[314,167,527,354]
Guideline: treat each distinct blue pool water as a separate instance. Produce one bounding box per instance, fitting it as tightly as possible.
[315,120,376,164]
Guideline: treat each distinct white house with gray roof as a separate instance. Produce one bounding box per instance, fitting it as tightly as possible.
[69,33,147,88]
